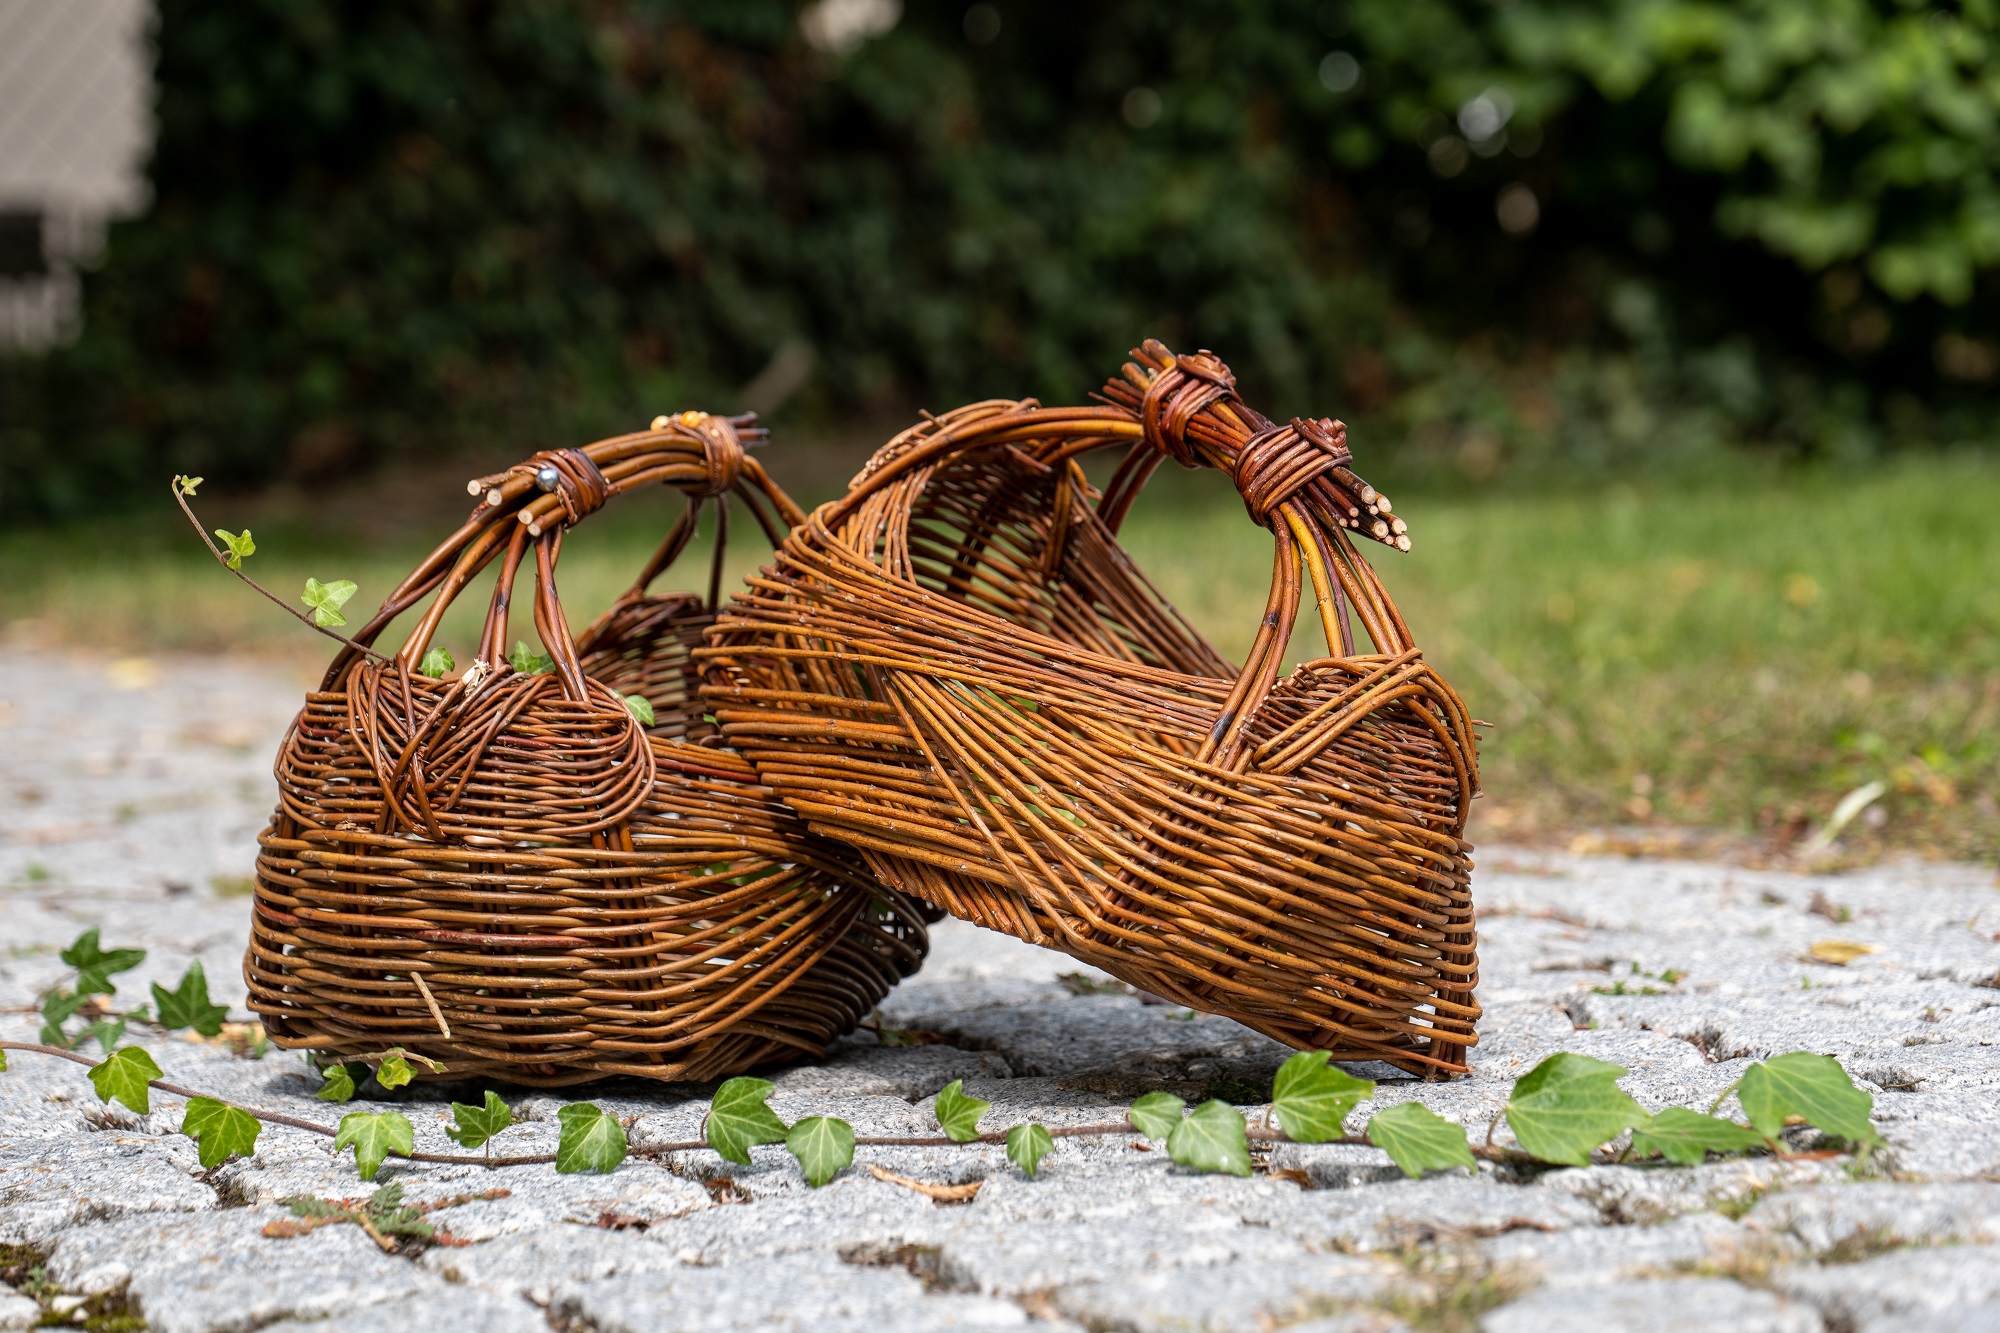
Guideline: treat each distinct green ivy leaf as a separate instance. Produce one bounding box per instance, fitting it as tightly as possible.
[445,1090,513,1151]
[301,578,358,628]
[1006,1123,1054,1178]
[624,694,656,726]
[88,1046,163,1115]
[418,646,455,678]
[1629,1107,1767,1165]
[1271,1050,1374,1143]
[1165,1099,1254,1177]
[704,1077,790,1165]
[214,528,256,570]
[62,928,147,997]
[335,1110,415,1182]
[1364,1102,1476,1178]
[375,1051,415,1090]
[785,1116,856,1187]
[1737,1052,1883,1147]
[183,1097,261,1169]
[934,1079,991,1143]
[176,475,203,495]
[80,1016,127,1052]
[1127,1091,1186,1138]
[316,1063,358,1102]
[0,1047,8,1071]
[555,1103,628,1174]
[152,962,229,1037]
[509,641,553,674]
[40,990,88,1047]
[1504,1053,1652,1166]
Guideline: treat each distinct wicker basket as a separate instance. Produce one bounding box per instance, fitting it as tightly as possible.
[245,413,931,1086]
[703,343,1481,1076]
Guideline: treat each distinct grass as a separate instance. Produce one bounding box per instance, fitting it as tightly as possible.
[4,452,1996,861]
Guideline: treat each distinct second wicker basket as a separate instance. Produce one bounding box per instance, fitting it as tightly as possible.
[703,343,1481,1076]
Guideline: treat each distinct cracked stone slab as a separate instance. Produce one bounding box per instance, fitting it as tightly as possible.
[1047,1252,1398,1333]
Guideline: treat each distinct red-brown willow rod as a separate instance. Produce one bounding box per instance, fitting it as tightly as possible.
[701,341,1482,1077]
[242,411,932,1087]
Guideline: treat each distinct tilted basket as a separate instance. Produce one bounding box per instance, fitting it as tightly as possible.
[703,342,1481,1076]
[245,413,931,1086]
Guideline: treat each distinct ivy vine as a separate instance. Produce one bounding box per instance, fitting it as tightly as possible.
[4,929,1885,1192]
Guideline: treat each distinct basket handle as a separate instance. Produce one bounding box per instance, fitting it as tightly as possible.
[318,412,801,693]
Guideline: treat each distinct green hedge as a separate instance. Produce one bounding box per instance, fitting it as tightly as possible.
[5,0,1997,516]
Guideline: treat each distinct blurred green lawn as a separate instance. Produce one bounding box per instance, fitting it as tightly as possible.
[5,453,1995,860]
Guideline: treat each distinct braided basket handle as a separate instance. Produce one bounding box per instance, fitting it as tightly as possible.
[321,412,802,694]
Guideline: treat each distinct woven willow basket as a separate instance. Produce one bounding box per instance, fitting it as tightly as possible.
[245,414,930,1087]
[704,343,1481,1076]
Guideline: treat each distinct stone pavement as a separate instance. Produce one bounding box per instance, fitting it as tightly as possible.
[2,647,1998,1332]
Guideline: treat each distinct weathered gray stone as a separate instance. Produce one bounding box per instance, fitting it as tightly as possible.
[258,1288,549,1333]
[42,1209,445,1333]
[1535,1158,1846,1226]
[1479,1276,1819,1333]
[0,1290,39,1332]
[1767,1244,2000,1329]
[550,1252,1031,1331]
[1481,1212,1762,1287]
[1744,1182,2000,1255]
[1048,1253,1397,1333]
[417,1224,683,1303]
[0,1134,214,1247]
[1267,1141,1405,1189]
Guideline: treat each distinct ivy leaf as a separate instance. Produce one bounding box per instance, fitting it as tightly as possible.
[704,1077,790,1165]
[316,1063,358,1102]
[785,1116,856,1187]
[1006,1123,1054,1178]
[1364,1102,1476,1178]
[1271,1050,1374,1143]
[375,1051,415,1090]
[1628,1107,1767,1165]
[0,1048,7,1071]
[81,1016,127,1052]
[445,1090,512,1151]
[1504,1053,1652,1166]
[1737,1052,1883,1147]
[214,528,256,570]
[152,962,229,1037]
[335,1110,415,1182]
[176,475,203,495]
[62,928,147,997]
[40,990,87,1047]
[1127,1091,1186,1138]
[1165,1099,1254,1177]
[88,1046,163,1115]
[183,1097,261,1169]
[624,694,656,726]
[934,1079,991,1143]
[418,646,455,678]
[556,1103,628,1174]
[509,641,553,674]
[301,578,358,628]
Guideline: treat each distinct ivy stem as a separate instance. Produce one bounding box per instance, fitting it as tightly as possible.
[169,479,389,663]
[0,1042,552,1167]
[2,1041,1526,1169]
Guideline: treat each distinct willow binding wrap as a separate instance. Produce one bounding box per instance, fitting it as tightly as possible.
[246,413,931,1086]
[703,342,1482,1076]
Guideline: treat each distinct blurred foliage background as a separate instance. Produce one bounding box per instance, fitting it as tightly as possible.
[2,0,1996,857]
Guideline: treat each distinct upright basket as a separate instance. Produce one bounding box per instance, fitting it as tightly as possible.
[704,343,1480,1076]
[245,413,930,1086]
